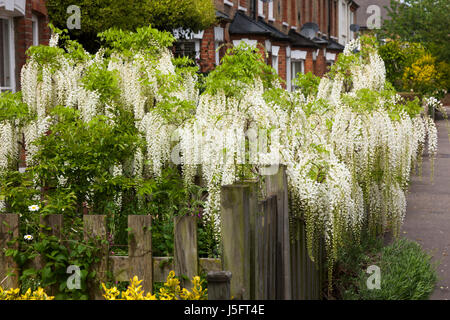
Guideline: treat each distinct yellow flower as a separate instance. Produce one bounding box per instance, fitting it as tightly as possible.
[101,272,207,300]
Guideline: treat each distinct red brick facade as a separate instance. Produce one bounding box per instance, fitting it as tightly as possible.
[183,0,359,90]
[1,0,50,91]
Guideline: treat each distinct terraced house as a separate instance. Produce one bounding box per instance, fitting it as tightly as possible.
[0,0,49,92]
[174,0,359,90]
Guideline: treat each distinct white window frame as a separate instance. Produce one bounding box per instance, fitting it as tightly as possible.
[258,0,265,18]
[32,14,39,46]
[291,59,305,91]
[224,0,234,7]
[0,16,15,92]
[268,1,274,21]
[286,47,291,92]
[271,46,279,74]
[214,27,224,66]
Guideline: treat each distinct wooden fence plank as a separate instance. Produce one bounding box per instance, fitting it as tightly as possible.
[0,214,19,289]
[128,215,153,294]
[265,166,291,300]
[220,185,251,300]
[83,215,108,300]
[110,256,221,283]
[174,216,198,289]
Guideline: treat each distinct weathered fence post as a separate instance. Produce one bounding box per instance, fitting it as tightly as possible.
[174,216,198,289]
[83,215,108,300]
[128,215,153,294]
[265,166,292,300]
[220,185,251,300]
[0,214,19,289]
[207,271,232,300]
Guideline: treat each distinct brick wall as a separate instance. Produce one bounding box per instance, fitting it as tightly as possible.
[14,0,50,91]
[202,0,342,81]
[200,28,216,72]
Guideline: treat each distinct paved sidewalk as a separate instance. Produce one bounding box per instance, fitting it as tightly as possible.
[401,107,450,300]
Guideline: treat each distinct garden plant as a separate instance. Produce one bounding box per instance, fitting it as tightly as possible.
[0,25,440,298]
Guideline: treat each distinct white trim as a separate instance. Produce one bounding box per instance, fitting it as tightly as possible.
[265,40,272,52]
[0,0,25,16]
[215,42,220,66]
[282,22,289,27]
[291,50,307,61]
[268,1,274,21]
[258,0,265,18]
[0,16,15,92]
[271,45,280,56]
[326,52,336,62]
[214,26,224,42]
[32,14,39,46]
[194,40,201,60]
[290,26,297,30]
[286,54,291,92]
[224,0,234,7]
[238,5,247,12]
[272,55,278,74]
[286,46,291,58]
[232,38,258,48]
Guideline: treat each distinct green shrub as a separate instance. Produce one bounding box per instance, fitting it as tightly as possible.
[339,238,437,300]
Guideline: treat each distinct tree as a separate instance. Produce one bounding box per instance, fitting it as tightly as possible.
[46,0,216,52]
[382,0,450,63]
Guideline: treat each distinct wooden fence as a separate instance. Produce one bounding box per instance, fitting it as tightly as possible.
[0,167,325,300]
[0,214,221,299]
[220,166,325,300]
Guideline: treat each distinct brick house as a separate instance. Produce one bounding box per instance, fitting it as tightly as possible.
[0,0,50,92]
[174,0,359,91]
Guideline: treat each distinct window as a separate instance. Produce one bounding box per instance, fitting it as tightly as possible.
[214,27,224,66]
[258,0,265,17]
[0,17,15,92]
[271,46,279,74]
[174,41,197,61]
[286,47,291,92]
[32,15,39,46]
[268,1,274,21]
[291,60,304,91]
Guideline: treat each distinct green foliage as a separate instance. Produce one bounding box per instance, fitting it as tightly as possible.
[342,87,423,119]
[382,0,450,64]
[0,92,31,125]
[204,43,280,98]
[98,25,175,57]
[46,0,216,52]
[6,233,101,300]
[293,72,321,98]
[81,64,121,103]
[335,237,437,300]
[378,41,426,91]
